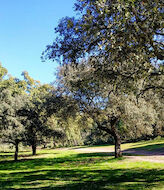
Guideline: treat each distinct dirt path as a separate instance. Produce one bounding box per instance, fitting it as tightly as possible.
[125,155,164,163]
[71,146,164,163]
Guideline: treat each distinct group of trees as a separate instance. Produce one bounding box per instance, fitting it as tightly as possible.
[0,64,67,160]
[0,0,163,159]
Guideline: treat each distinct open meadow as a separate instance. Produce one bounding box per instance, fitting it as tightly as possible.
[0,139,164,190]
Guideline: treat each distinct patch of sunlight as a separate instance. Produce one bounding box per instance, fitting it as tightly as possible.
[152,185,164,190]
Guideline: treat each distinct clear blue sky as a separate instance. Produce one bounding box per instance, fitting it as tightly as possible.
[0,0,76,84]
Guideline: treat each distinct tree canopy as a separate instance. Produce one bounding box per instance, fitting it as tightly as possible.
[43,0,163,94]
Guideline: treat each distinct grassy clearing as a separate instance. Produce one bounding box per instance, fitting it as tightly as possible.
[0,139,164,190]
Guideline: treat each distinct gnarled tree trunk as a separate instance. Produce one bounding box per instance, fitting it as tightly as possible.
[111,117,122,158]
[97,117,122,158]
[113,133,122,158]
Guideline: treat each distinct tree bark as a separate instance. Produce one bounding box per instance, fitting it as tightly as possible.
[111,117,122,158]
[113,134,122,158]
[32,143,37,155]
[97,117,122,158]
[14,142,19,161]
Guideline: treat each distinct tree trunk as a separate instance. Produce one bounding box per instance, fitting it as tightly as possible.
[114,134,122,158]
[96,117,122,158]
[14,143,19,161]
[32,143,36,155]
[110,117,122,158]
[43,143,47,149]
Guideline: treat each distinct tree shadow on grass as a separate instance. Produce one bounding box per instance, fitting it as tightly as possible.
[1,167,164,190]
[0,152,164,190]
[0,152,111,171]
[0,150,60,163]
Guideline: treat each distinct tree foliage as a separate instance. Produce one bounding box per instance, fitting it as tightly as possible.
[43,0,163,94]
[0,66,28,160]
[0,65,65,159]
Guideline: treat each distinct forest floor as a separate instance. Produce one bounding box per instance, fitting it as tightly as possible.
[0,139,164,190]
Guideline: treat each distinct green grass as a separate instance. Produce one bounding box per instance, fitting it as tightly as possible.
[0,139,164,190]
